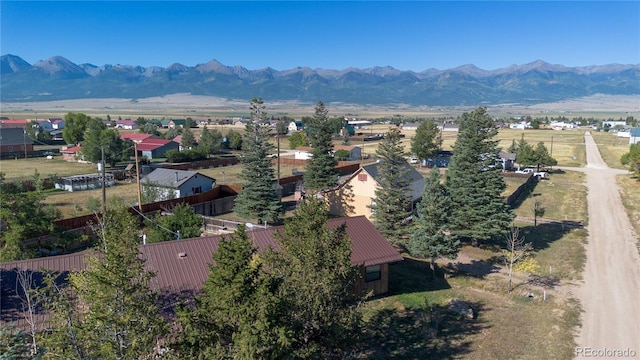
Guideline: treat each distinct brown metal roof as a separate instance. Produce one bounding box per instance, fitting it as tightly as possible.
[1,216,401,328]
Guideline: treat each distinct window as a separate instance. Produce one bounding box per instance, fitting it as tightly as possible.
[358,173,367,181]
[192,186,202,194]
[365,264,381,282]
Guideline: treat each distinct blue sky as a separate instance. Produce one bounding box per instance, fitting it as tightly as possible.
[1,1,638,71]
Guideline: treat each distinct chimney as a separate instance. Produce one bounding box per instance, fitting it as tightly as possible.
[175,172,179,182]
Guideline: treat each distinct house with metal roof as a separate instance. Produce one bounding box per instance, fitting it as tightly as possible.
[0,127,34,157]
[142,168,215,201]
[630,127,640,145]
[136,139,179,159]
[325,161,425,220]
[0,216,402,330]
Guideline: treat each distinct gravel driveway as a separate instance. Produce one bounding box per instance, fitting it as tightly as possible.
[573,132,640,359]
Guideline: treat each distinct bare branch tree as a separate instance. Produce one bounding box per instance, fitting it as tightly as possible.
[15,268,42,356]
[503,226,533,293]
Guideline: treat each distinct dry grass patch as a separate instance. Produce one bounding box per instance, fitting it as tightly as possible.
[495,129,587,167]
[42,181,140,218]
[513,171,588,224]
[617,174,640,251]
[0,157,98,182]
[589,131,631,169]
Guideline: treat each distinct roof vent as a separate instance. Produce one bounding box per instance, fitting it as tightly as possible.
[177,252,187,258]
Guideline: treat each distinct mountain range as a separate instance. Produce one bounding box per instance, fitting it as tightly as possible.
[1,54,638,106]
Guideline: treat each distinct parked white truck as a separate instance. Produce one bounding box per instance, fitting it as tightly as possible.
[515,168,548,178]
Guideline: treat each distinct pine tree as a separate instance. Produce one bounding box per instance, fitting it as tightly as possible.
[407,168,459,276]
[176,225,287,359]
[410,120,442,162]
[40,200,166,359]
[145,203,202,242]
[371,127,412,246]
[445,107,514,245]
[181,127,196,149]
[264,197,364,358]
[304,101,338,192]
[198,125,223,155]
[233,98,282,224]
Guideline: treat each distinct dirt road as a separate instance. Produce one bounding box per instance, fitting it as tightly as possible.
[573,132,640,358]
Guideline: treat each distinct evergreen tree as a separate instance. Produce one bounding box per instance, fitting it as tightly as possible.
[175,225,287,359]
[533,141,557,170]
[304,101,338,192]
[445,107,514,245]
[371,127,412,246]
[407,169,459,276]
[264,197,364,358]
[514,134,537,169]
[621,143,640,176]
[39,200,166,359]
[225,129,243,150]
[198,126,223,155]
[233,98,281,224]
[410,120,442,162]
[145,203,202,242]
[181,127,196,150]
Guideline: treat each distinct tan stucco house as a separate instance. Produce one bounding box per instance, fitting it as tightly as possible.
[325,162,425,220]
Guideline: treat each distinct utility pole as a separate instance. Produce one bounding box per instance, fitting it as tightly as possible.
[101,146,106,215]
[134,142,143,212]
[277,134,281,185]
[23,129,28,159]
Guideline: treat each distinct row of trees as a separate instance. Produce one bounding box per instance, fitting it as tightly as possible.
[371,107,514,273]
[6,198,364,359]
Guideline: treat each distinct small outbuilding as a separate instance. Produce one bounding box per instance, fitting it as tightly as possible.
[141,168,215,201]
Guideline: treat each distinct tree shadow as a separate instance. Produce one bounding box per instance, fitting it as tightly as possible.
[325,181,356,217]
[450,259,501,279]
[386,258,452,296]
[519,222,583,252]
[357,301,488,359]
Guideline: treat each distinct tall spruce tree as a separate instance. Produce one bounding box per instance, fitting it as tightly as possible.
[407,168,459,276]
[445,107,514,245]
[176,225,287,359]
[264,197,364,358]
[39,200,166,359]
[304,101,338,192]
[410,120,442,162]
[371,127,412,246]
[233,98,282,224]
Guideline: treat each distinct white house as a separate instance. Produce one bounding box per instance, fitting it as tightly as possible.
[294,145,362,161]
[550,122,575,130]
[509,122,529,130]
[141,168,215,202]
[288,121,304,132]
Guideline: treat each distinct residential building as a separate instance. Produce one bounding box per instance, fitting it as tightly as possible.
[294,145,362,161]
[0,127,33,156]
[136,139,179,159]
[325,162,425,220]
[115,119,138,130]
[142,168,215,201]
[630,128,640,145]
[0,216,402,330]
[120,133,160,144]
[61,145,84,162]
[288,120,304,132]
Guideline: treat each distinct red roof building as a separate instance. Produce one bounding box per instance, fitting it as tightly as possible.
[0,216,402,330]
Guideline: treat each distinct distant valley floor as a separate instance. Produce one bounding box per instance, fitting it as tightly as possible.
[2,93,639,119]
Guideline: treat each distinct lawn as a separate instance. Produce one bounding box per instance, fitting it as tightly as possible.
[0,157,98,182]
